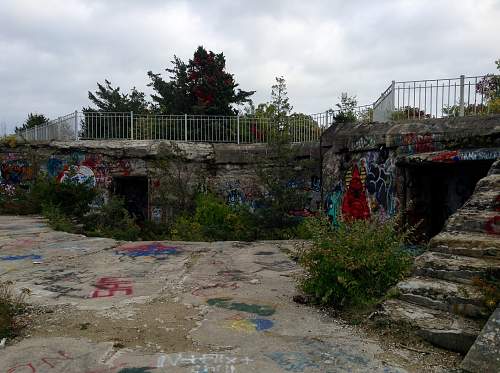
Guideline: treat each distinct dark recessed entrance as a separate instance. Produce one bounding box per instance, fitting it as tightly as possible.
[112,176,149,221]
[402,160,494,241]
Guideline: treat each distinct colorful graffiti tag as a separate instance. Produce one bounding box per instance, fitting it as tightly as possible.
[431,149,500,163]
[326,151,399,224]
[115,243,181,259]
[229,318,274,333]
[207,298,276,316]
[0,158,32,185]
[341,164,370,220]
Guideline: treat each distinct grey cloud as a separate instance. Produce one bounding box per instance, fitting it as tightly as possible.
[0,0,498,131]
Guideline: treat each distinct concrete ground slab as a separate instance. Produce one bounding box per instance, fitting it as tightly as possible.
[0,216,462,372]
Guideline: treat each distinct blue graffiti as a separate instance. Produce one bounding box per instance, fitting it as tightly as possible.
[1,254,42,261]
[326,184,343,226]
[115,243,180,258]
[266,352,319,372]
[311,176,321,192]
[47,158,64,178]
[251,318,274,331]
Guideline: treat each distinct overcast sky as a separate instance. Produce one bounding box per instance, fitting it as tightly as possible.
[0,0,498,131]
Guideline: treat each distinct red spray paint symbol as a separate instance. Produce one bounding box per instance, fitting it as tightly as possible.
[341,165,370,221]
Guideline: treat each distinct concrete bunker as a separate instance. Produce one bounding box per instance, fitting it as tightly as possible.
[112,176,149,221]
[400,151,496,240]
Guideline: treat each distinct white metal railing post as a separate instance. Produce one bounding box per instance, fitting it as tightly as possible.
[130,111,134,140]
[237,115,240,144]
[74,110,78,141]
[459,75,465,117]
[390,80,396,116]
[184,114,188,141]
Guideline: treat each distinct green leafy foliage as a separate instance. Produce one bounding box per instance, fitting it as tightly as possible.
[41,204,76,233]
[171,193,256,241]
[29,176,98,219]
[333,93,358,123]
[83,196,141,241]
[0,281,29,338]
[299,216,412,308]
[148,46,254,115]
[85,80,150,113]
[16,113,49,133]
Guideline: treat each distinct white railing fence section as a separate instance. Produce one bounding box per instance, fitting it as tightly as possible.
[21,111,344,143]
[19,72,498,142]
[373,74,497,122]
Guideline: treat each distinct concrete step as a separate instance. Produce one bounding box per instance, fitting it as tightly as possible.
[431,232,500,258]
[382,299,482,353]
[414,252,500,285]
[445,210,499,235]
[396,276,488,319]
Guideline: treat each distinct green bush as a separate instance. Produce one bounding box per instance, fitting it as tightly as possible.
[41,204,76,233]
[29,176,97,219]
[299,216,412,308]
[83,196,141,241]
[171,193,257,241]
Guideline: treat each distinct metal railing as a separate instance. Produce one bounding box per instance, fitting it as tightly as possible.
[373,74,499,122]
[20,111,336,143]
[19,72,499,143]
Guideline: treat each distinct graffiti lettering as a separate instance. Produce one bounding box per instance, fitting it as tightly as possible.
[91,277,133,298]
[6,351,73,373]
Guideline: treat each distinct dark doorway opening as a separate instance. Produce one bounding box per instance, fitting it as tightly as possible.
[403,160,494,241]
[113,176,149,221]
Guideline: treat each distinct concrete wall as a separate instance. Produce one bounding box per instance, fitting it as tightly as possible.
[0,140,321,222]
[321,114,500,236]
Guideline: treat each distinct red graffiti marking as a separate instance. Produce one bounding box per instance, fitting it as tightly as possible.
[431,150,459,162]
[485,215,500,235]
[341,165,370,221]
[91,277,133,298]
[7,351,72,373]
[7,363,36,373]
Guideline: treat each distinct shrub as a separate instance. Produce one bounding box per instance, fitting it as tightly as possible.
[171,193,257,241]
[42,204,76,233]
[29,176,97,219]
[0,281,30,338]
[299,216,412,308]
[83,196,141,241]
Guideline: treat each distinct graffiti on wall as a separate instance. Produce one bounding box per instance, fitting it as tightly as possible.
[0,153,33,185]
[393,133,441,155]
[325,151,399,224]
[431,148,500,163]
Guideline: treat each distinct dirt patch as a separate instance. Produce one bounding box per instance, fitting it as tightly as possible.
[25,300,202,353]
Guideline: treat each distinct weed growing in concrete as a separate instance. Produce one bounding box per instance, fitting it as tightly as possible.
[472,272,500,313]
[299,216,412,308]
[0,281,30,338]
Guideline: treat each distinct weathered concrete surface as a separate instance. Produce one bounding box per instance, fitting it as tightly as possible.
[381,160,500,355]
[0,216,461,372]
[461,306,500,373]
